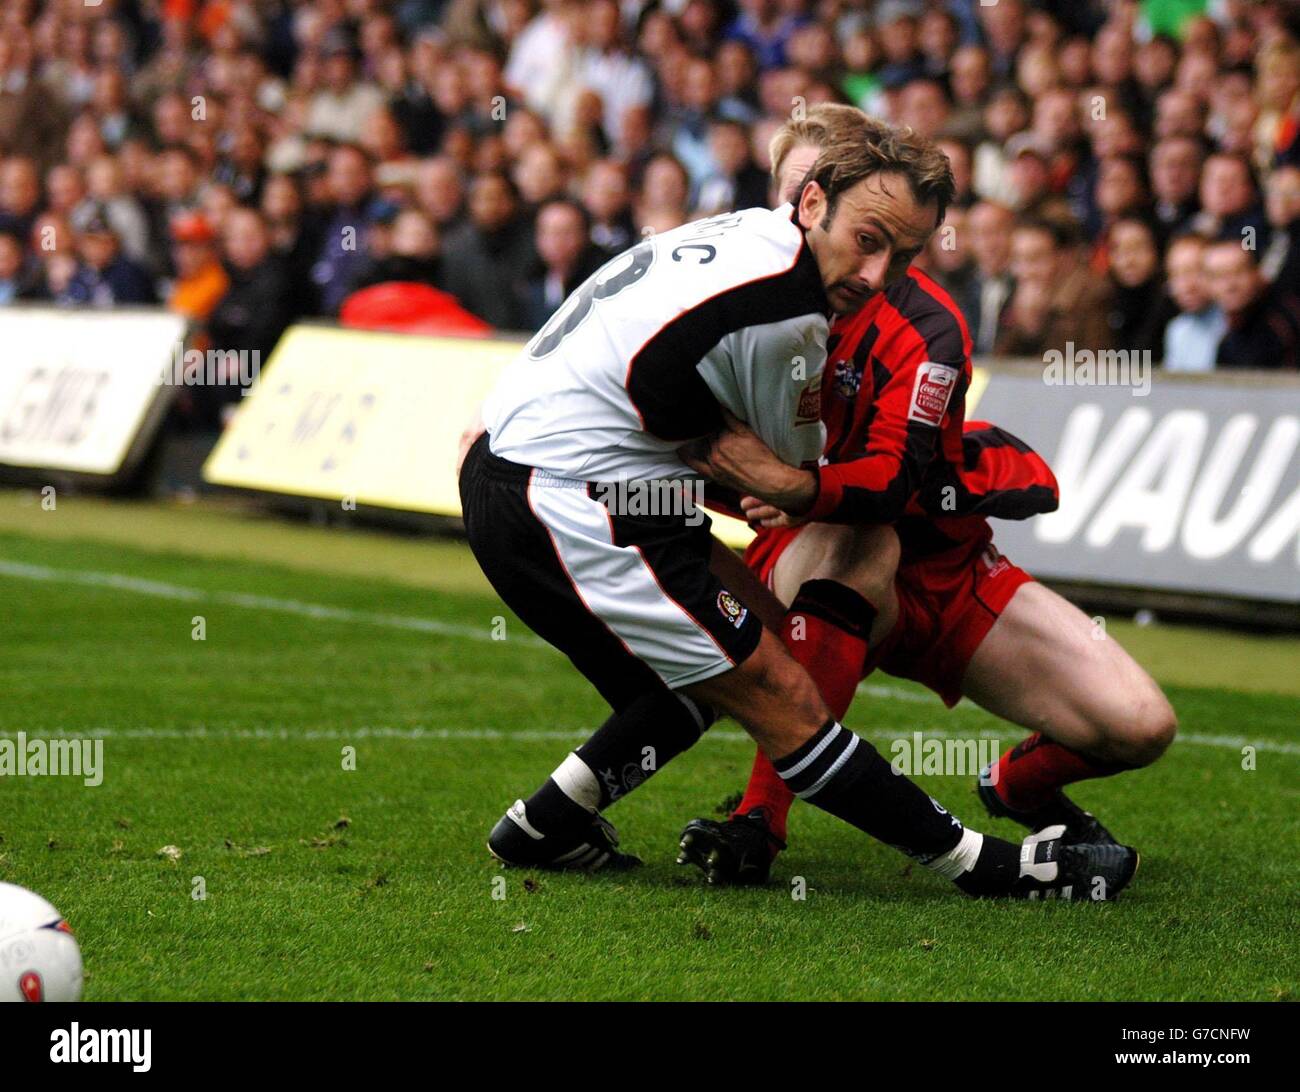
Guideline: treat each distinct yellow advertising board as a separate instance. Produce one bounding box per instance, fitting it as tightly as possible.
[203,325,760,546]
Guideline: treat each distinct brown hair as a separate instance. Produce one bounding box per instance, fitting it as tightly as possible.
[769,103,955,225]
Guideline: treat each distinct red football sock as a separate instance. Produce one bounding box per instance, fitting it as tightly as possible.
[733,580,877,843]
[992,733,1126,811]
[733,748,793,841]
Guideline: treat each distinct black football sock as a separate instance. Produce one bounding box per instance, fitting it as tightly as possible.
[514,690,715,838]
[772,719,1028,896]
[773,719,964,858]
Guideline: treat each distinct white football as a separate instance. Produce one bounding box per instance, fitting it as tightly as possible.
[0,882,83,1002]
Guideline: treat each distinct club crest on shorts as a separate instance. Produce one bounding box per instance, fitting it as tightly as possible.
[717,590,748,628]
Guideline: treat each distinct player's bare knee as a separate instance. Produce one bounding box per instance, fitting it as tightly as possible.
[1130,691,1177,765]
[1102,686,1177,767]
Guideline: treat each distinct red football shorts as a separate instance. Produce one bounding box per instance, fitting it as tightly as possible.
[745,526,1034,708]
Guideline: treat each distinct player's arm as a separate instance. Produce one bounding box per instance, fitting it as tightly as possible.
[686,320,827,513]
[916,421,1060,520]
[456,402,486,476]
[804,336,966,525]
[681,408,819,513]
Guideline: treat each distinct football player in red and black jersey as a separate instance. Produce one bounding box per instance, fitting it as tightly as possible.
[677,105,1176,885]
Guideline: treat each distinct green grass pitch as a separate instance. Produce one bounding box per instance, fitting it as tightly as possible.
[1,491,1297,1000]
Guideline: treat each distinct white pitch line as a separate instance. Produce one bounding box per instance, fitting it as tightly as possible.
[0,560,993,691]
[0,557,546,647]
[1,559,1295,757]
[0,725,1294,755]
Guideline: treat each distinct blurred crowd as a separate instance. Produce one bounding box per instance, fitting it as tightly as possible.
[0,0,1298,396]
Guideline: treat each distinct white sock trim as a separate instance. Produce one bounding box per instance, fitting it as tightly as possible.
[926,827,984,881]
[552,752,601,811]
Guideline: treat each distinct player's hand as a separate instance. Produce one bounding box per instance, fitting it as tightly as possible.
[456,410,486,477]
[679,409,817,515]
[739,495,807,529]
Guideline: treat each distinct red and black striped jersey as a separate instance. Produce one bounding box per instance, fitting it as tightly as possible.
[803,267,1058,556]
[806,267,972,524]
[898,420,1060,560]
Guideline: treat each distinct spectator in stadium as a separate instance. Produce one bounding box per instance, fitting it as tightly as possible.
[945,46,990,142]
[45,164,86,219]
[307,34,387,145]
[512,142,569,219]
[919,203,973,302]
[212,123,269,207]
[59,202,156,307]
[260,173,320,318]
[979,0,1029,79]
[1254,39,1300,168]
[414,157,467,234]
[89,67,143,151]
[0,158,44,241]
[996,216,1111,357]
[519,198,607,332]
[1154,88,1207,143]
[972,85,1031,205]
[1150,136,1205,240]
[1104,217,1174,360]
[0,228,45,303]
[440,170,533,330]
[581,159,635,254]
[84,156,152,270]
[311,144,381,315]
[577,0,655,146]
[874,1,926,90]
[1162,233,1226,373]
[1205,239,1300,370]
[1191,152,1269,245]
[635,153,691,234]
[0,36,68,172]
[723,0,812,70]
[166,212,229,330]
[348,208,444,295]
[960,200,1016,356]
[208,207,292,376]
[695,116,769,216]
[715,40,762,123]
[1260,164,1300,286]
[1087,152,1154,266]
[1004,137,1071,220]
[935,137,974,210]
[666,56,726,190]
[145,147,203,270]
[896,77,951,141]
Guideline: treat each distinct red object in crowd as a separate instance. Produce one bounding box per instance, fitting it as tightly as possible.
[338,282,494,338]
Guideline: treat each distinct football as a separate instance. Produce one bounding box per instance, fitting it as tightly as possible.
[0,883,83,1002]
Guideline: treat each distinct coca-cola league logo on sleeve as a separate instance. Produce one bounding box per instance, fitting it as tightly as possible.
[907,362,960,427]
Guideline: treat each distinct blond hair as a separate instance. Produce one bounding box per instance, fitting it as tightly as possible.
[769,103,955,223]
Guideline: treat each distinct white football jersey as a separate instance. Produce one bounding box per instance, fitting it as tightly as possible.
[484,206,830,482]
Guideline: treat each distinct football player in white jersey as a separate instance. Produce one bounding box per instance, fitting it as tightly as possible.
[459,111,1138,899]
